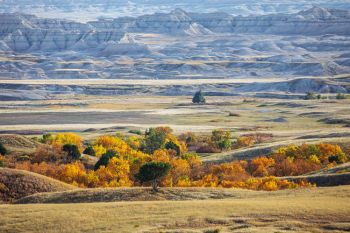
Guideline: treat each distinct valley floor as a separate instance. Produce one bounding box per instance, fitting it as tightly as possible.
[1,185,350,233]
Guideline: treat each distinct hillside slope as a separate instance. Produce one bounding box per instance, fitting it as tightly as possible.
[0,134,40,153]
[15,184,350,204]
[0,168,76,203]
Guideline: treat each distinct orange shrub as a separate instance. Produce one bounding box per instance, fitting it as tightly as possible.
[250,156,275,177]
[32,145,65,163]
[209,161,250,182]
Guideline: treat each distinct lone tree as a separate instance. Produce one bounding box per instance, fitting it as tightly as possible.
[62,144,81,160]
[135,162,171,192]
[192,90,206,104]
[0,143,7,155]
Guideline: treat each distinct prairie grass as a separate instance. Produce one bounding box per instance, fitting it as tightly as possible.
[1,185,350,233]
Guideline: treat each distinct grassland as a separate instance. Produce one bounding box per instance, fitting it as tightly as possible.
[0,96,349,134]
[1,185,349,233]
[0,95,349,150]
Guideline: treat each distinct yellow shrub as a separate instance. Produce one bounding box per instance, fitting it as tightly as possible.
[177,176,191,187]
[92,144,107,157]
[52,133,83,150]
[309,154,321,164]
[262,179,278,191]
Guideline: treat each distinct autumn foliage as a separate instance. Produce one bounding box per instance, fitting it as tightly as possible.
[7,130,349,191]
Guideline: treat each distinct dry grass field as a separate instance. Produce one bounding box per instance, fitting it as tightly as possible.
[0,95,349,137]
[0,185,349,233]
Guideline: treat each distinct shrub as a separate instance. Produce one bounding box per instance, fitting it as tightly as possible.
[250,156,275,177]
[196,143,221,153]
[126,136,142,150]
[94,150,118,170]
[0,143,7,155]
[217,139,232,151]
[94,135,126,151]
[144,128,167,154]
[328,153,348,164]
[228,112,241,117]
[41,133,53,143]
[165,140,181,156]
[83,146,96,156]
[203,229,221,233]
[178,132,197,145]
[135,162,171,191]
[63,144,81,160]
[32,145,64,163]
[92,144,107,157]
[211,130,231,151]
[192,90,206,104]
[236,136,255,148]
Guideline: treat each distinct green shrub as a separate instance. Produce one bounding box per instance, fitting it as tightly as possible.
[83,146,96,156]
[165,140,180,156]
[94,150,118,170]
[328,152,348,164]
[41,133,53,143]
[0,143,7,155]
[62,144,81,160]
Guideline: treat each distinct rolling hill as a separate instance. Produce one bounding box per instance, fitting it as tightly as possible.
[0,168,76,203]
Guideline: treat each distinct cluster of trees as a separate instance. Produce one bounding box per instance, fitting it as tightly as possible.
[304,92,322,100]
[304,92,349,100]
[195,131,272,153]
[7,128,348,191]
[336,93,348,99]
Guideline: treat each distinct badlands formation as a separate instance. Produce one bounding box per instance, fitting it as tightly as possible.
[0,5,349,100]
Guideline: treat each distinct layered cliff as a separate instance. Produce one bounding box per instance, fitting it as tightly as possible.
[1,7,349,53]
